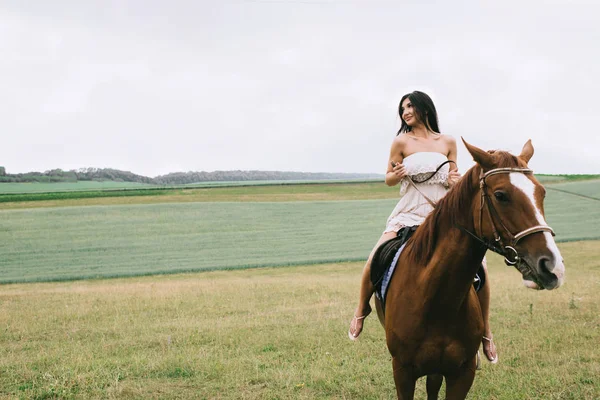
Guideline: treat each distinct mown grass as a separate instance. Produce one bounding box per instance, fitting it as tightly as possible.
[0,200,391,283]
[0,241,597,399]
[1,178,598,212]
[1,183,598,284]
[0,175,597,196]
[543,187,600,242]
[0,188,175,204]
[0,179,382,194]
[546,180,600,200]
[536,174,600,183]
[0,182,395,210]
[0,181,155,194]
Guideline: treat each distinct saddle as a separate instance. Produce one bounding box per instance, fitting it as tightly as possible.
[370,225,486,313]
[370,226,418,311]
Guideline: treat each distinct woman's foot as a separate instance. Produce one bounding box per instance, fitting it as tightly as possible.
[348,306,371,341]
[482,335,498,364]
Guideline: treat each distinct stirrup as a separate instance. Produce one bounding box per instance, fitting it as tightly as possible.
[348,315,367,341]
[482,336,499,364]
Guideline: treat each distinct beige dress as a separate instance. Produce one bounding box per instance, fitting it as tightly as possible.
[384,152,450,233]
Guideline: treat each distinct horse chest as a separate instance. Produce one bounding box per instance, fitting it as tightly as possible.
[390,334,476,375]
[386,304,482,374]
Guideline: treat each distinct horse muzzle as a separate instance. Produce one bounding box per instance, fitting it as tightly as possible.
[520,253,565,290]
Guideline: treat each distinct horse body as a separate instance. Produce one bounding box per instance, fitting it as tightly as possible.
[378,225,486,398]
[374,139,566,399]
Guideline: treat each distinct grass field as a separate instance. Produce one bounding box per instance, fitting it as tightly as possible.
[0,175,598,206]
[0,200,390,283]
[0,177,599,398]
[0,179,381,195]
[547,180,600,200]
[0,182,392,209]
[0,241,598,399]
[0,181,156,193]
[535,174,600,184]
[1,178,599,283]
[0,174,597,195]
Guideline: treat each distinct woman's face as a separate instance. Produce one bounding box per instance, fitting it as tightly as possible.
[401,97,420,127]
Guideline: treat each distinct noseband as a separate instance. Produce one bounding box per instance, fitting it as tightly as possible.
[460,167,555,266]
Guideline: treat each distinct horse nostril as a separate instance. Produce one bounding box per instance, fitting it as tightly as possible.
[538,256,553,275]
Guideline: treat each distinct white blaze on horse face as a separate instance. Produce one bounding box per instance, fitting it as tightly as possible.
[509,173,565,285]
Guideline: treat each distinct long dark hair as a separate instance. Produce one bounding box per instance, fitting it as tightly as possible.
[397,91,440,135]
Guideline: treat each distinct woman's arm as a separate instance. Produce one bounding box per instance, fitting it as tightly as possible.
[385,137,407,187]
[445,135,461,187]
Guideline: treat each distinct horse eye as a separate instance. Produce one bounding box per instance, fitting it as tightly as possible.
[494,191,509,202]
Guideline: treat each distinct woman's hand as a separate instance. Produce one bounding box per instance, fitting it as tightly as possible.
[447,170,461,187]
[391,161,408,180]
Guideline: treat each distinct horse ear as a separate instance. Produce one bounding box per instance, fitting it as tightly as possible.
[519,139,534,164]
[462,137,494,169]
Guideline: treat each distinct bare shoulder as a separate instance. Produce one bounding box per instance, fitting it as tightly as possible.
[393,133,410,143]
[438,133,458,161]
[439,133,457,147]
[391,133,410,149]
[389,134,408,159]
[438,134,457,152]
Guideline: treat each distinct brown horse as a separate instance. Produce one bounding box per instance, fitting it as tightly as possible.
[374,139,565,399]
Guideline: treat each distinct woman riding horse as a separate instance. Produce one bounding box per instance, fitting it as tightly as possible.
[349,91,498,364]
[378,138,565,399]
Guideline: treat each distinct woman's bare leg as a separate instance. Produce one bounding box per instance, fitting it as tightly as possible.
[477,260,498,362]
[349,231,398,340]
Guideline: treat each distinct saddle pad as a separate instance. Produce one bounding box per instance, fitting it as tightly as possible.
[375,243,406,309]
[370,226,418,310]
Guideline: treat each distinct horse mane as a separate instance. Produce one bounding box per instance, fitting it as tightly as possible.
[404,150,521,266]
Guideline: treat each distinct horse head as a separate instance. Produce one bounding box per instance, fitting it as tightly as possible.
[462,139,565,290]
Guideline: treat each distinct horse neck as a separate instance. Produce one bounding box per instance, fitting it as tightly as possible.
[423,175,487,308]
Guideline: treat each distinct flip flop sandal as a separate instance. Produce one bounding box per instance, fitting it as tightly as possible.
[482,336,499,364]
[348,315,367,341]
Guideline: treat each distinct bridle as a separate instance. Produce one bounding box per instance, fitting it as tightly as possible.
[458,167,555,266]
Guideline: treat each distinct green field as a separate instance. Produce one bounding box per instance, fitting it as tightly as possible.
[547,179,600,200]
[0,182,398,210]
[0,180,386,205]
[0,179,381,195]
[0,241,598,399]
[0,200,389,283]
[0,173,597,195]
[536,174,600,184]
[0,178,599,398]
[1,180,599,283]
[0,175,598,206]
[0,181,156,193]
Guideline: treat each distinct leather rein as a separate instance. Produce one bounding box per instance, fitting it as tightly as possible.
[457,167,555,266]
[404,160,456,207]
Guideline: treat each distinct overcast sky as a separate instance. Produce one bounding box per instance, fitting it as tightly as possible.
[1,1,599,176]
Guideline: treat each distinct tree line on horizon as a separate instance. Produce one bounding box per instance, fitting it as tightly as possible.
[0,166,383,185]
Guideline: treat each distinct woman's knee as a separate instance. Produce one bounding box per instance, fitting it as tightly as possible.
[367,231,397,262]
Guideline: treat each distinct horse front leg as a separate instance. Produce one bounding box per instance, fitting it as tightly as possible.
[443,356,477,400]
[392,357,416,400]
